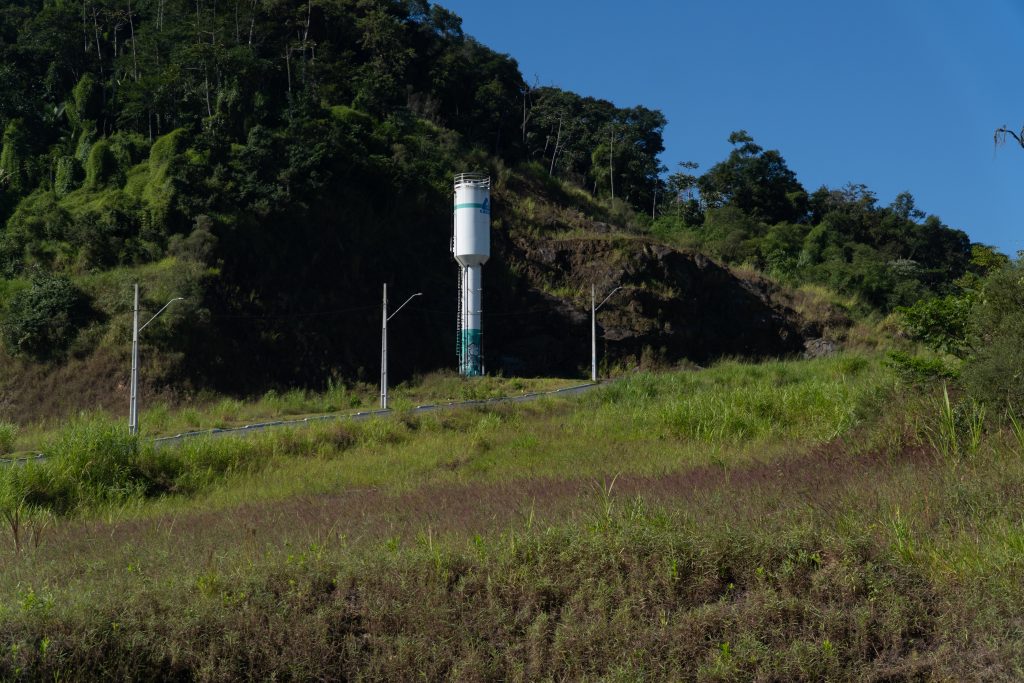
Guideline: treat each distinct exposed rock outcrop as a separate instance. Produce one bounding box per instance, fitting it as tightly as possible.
[483,234,809,376]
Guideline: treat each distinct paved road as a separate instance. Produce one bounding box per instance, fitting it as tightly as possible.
[0,381,604,465]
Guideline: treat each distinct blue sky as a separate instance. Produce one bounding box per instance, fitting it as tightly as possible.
[438,0,1024,257]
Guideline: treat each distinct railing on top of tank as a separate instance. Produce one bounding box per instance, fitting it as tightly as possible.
[454,172,490,188]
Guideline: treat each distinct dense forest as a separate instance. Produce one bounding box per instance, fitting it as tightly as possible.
[0,0,1003,396]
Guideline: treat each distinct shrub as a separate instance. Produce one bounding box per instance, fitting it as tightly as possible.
[68,73,102,131]
[53,156,83,197]
[0,422,17,454]
[0,119,27,194]
[71,194,145,268]
[0,191,74,274]
[897,294,972,358]
[47,418,143,504]
[0,418,142,514]
[1,272,93,360]
[84,139,116,189]
[885,351,958,385]
[962,263,1024,407]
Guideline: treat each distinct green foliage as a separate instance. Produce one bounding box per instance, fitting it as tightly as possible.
[136,128,188,229]
[73,127,95,164]
[166,220,217,264]
[924,384,985,464]
[0,422,18,454]
[672,144,976,312]
[107,131,150,174]
[69,190,151,269]
[885,351,959,385]
[962,262,1024,407]
[67,73,102,131]
[0,191,73,274]
[701,205,762,263]
[1,272,92,360]
[957,243,1011,290]
[44,418,142,507]
[0,0,994,393]
[698,130,806,224]
[897,294,972,357]
[0,119,27,194]
[526,87,666,209]
[83,139,115,189]
[52,156,81,198]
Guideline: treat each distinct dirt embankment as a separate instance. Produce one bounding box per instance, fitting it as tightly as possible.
[485,232,821,376]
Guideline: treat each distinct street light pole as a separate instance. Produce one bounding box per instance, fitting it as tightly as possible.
[129,284,185,435]
[129,284,140,434]
[381,283,388,409]
[591,284,623,382]
[380,284,422,410]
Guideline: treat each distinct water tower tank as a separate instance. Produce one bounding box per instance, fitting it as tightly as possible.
[453,173,490,266]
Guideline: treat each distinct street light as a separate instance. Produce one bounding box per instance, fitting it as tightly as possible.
[129,284,185,435]
[380,283,422,410]
[591,284,623,382]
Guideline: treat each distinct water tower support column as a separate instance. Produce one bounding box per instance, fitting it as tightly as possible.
[462,264,483,375]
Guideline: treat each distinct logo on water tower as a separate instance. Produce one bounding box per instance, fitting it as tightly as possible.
[480,197,490,215]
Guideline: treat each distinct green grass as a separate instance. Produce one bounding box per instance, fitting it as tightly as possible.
[1,354,892,519]
[10,372,580,450]
[2,353,1024,679]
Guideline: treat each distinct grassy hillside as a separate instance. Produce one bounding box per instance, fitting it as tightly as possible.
[2,353,1023,679]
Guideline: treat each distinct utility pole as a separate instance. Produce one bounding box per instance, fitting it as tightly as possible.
[129,284,140,434]
[380,283,388,409]
[380,284,422,410]
[592,284,623,382]
[129,284,185,435]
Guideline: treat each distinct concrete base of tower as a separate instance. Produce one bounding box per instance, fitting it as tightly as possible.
[459,328,483,376]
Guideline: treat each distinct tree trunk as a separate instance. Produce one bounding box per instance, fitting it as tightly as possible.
[609,129,615,200]
[549,117,562,176]
[128,0,139,81]
[92,6,104,77]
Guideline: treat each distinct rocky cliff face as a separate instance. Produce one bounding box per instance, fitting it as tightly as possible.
[482,232,810,376]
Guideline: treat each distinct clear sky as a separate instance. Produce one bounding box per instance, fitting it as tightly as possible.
[438,0,1024,258]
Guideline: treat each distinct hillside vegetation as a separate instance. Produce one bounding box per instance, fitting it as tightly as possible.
[0,0,1001,421]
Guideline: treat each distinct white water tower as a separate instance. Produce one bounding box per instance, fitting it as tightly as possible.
[453,173,491,376]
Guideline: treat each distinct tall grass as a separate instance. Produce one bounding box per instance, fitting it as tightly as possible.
[0,485,1012,680]
[925,384,987,465]
[591,354,888,446]
[3,354,895,520]
[0,422,18,454]
[126,373,577,439]
[3,352,1024,678]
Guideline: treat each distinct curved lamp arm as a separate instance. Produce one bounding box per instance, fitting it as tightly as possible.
[139,297,186,332]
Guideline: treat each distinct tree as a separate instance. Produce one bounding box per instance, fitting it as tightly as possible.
[697,131,807,224]
[994,125,1024,149]
[897,295,973,358]
[963,261,1024,408]
[2,273,93,360]
[0,119,28,194]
